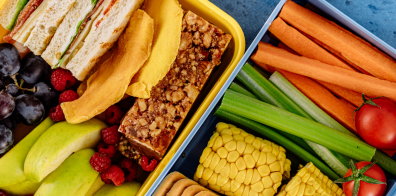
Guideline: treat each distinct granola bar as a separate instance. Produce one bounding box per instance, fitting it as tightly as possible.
[118,11,232,160]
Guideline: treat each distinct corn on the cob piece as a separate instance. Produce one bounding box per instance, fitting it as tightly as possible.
[277,162,345,196]
[194,122,292,196]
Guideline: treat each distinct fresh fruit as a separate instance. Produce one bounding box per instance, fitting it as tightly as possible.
[14,94,45,126]
[0,116,16,131]
[97,143,116,157]
[5,84,18,96]
[194,122,292,195]
[355,95,396,150]
[1,179,41,195]
[0,91,15,120]
[277,162,344,196]
[101,165,125,186]
[19,53,50,84]
[0,76,5,89]
[0,125,13,154]
[24,118,107,182]
[140,155,158,172]
[0,190,8,196]
[0,43,20,77]
[334,160,386,196]
[0,117,54,187]
[33,82,60,111]
[49,105,65,122]
[101,125,121,145]
[51,68,76,91]
[105,105,123,125]
[93,181,141,196]
[85,175,106,196]
[59,90,79,104]
[34,149,99,196]
[119,159,138,182]
[90,152,112,173]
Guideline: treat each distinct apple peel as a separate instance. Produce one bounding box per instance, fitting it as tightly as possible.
[62,9,154,124]
[126,0,184,98]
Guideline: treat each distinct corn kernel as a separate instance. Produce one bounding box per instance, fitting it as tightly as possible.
[210,153,221,170]
[215,159,227,173]
[237,141,247,154]
[235,170,247,184]
[221,180,231,191]
[225,191,234,196]
[244,144,255,155]
[322,176,329,184]
[263,188,275,196]
[199,147,212,163]
[273,182,282,191]
[272,145,280,157]
[251,169,261,184]
[227,151,240,163]
[229,124,237,129]
[252,150,260,162]
[240,130,249,137]
[251,181,264,192]
[269,161,281,172]
[221,129,233,136]
[302,173,310,183]
[225,141,237,151]
[231,179,242,192]
[208,183,221,192]
[279,146,286,153]
[262,176,273,189]
[242,184,250,196]
[236,157,247,170]
[217,173,229,186]
[267,152,277,164]
[208,172,218,185]
[199,178,208,186]
[193,173,199,182]
[256,151,267,167]
[231,127,241,135]
[217,147,229,159]
[203,151,215,167]
[313,178,321,190]
[202,168,214,181]
[216,122,229,132]
[336,188,344,196]
[317,172,324,180]
[277,152,286,162]
[244,154,256,169]
[262,145,273,153]
[244,168,254,185]
[213,136,224,151]
[305,184,315,195]
[252,139,262,150]
[307,174,316,186]
[230,162,239,179]
[223,134,234,144]
[249,189,259,196]
[208,132,219,148]
[297,183,306,196]
[221,163,231,177]
[331,184,338,193]
[270,172,282,184]
[258,165,270,177]
[235,184,245,196]
[297,167,308,178]
[196,164,204,178]
[285,176,301,192]
[245,135,255,144]
[289,184,300,196]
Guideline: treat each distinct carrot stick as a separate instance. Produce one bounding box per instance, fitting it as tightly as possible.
[269,18,355,71]
[316,81,364,108]
[277,42,298,55]
[279,1,396,82]
[277,70,357,133]
[251,42,396,102]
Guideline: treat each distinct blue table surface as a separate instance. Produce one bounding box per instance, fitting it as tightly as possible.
[210,0,396,49]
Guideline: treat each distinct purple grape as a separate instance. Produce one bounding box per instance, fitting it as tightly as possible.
[6,83,18,96]
[0,116,16,131]
[0,43,20,77]
[0,124,13,154]
[0,91,15,120]
[33,82,59,111]
[14,94,45,126]
[19,52,50,84]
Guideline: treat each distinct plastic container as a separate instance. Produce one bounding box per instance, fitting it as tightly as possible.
[0,0,245,195]
[148,0,396,195]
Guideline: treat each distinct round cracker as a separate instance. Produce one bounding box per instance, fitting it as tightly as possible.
[195,190,219,196]
[153,172,187,196]
[166,179,197,196]
[181,184,209,196]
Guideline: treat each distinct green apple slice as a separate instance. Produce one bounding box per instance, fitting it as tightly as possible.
[93,181,142,196]
[0,117,54,187]
[24,118,107,182]
[85,175,106,196]
[35,149,99,196]
[2,179,42,195]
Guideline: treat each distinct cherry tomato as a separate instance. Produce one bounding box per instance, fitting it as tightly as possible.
[343,161,386,196]
[355,97,396,150]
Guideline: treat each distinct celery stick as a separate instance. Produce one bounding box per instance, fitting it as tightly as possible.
[229,83,256,98]
[269,71,396,176]
[214,110,340,180]
[218,90,376,161]
[236,64,350,176]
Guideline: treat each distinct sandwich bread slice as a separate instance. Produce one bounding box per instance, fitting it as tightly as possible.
[41,0,105,68]
[0,0,29,30]
[64,0,144,81]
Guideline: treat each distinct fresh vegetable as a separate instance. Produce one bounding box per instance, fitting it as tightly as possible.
[194,122,292,195]
[316,81,363,108]
[214,110,339,180]
[228,82,256,98]
[355,95,396,150]
[235,64,350,177]
[277,162,344,196]
[217,90,376,161]
[334,160,386,196]
[250,42,396,102]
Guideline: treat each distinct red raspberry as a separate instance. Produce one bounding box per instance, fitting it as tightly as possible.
[101,126,121,145]
[98,142,117,157]
[140,155,158,172]
[101,165,125,186]
[49,105,65,122]
[105,105,124,125]
[90,152,111,173]
[119,159,138,182]
[0,190,9,196]
[51,68,76,91]
[59,90,79,104]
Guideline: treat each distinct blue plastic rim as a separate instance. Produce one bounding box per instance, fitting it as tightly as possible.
[145,0,396,195]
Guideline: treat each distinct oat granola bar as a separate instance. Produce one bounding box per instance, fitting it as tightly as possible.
[118,11,232,160]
